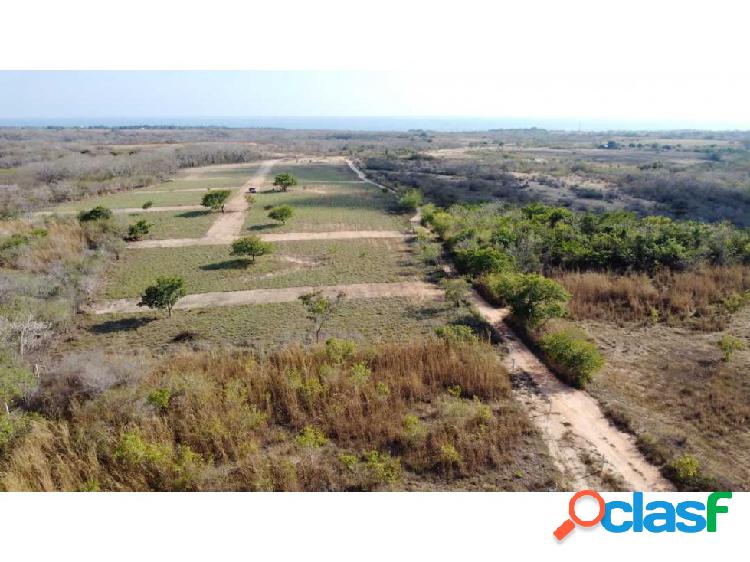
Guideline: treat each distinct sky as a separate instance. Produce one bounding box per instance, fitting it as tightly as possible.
[2,70,748,131]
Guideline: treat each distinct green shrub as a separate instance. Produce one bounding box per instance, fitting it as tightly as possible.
[434,324,478,344]
[362,450,401,487]
[78,206,112,222]
[325,338,357,364]
[718,334,744,362]
[398,189,423,212]
[126,219,152,241]
[539,329,604,387]
[494,273,569,328]
[268,204,294,224]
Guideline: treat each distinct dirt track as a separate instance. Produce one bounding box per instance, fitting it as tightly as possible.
[467,292,673,491]
[203,160,278,242]
[90,281,442,314]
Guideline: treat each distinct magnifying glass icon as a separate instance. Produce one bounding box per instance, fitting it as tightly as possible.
[553,489,606,541]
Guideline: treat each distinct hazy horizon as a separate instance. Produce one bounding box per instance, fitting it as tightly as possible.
[2,71,749,131]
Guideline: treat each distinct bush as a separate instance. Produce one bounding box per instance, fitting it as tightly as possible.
[78,206,112,222]
[201,190,231,212]
[434,324,478,344]
[268,205,294,224]
[126,219,152,241]
[539,329,604,388]
[718,334,744,362]
[505,274,569,328]
[439,278,470,307]
[398,189,423,213]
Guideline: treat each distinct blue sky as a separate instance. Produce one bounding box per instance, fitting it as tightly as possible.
[1,71,748,130]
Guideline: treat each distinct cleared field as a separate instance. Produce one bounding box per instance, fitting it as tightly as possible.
[51,188,216,211]
[68,298,475,351]
[246,183,408,233]
[114,209,216,239]
[104,238,422,298]
[268,163,360,183]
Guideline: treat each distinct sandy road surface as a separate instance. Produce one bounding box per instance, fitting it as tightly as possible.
[35,205,205,216]
[203,160,278,242]
[467,292,672,491]
[90,281,442,314]
[126,230,411,249]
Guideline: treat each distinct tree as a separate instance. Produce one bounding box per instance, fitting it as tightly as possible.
[539,330,604,388]
[398,189,423,213]
[273,172,298,192]
[505,273,569,328]
[126,219,152,241]
[299,290,345,342]
[0,313,52,357]
[230,236,273,264]
[138,276,186,318]
[440,278,470,308]
[201,190,231,212]
[78,206,112,222]
[142,200,153,210]
[268,205,294,225]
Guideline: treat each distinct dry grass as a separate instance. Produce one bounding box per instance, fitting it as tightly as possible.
[556,266,750,330]
[1,339,559,491]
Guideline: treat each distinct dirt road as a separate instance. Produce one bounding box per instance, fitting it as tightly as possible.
[90,281,442,314]
[203,160,278,242]
[467,292,672,491]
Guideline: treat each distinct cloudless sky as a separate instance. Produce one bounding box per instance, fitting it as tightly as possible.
[1,70,749,130]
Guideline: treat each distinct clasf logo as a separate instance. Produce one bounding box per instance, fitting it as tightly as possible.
[554,490,732,541]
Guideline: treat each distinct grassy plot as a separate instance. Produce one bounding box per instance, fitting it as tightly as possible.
[51,188,215,211]
[144,177,247,191]
[114,210,216,240]
[104,238,422,298]
[69,298,474,351]
[270,164,359,183]
[246,184,408,233]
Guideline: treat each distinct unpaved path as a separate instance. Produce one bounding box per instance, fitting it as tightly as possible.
[203,160,277,242]
[467,292,672,491]
[35,205,205,216]
[126,230,411,249]
[90,281,442,315]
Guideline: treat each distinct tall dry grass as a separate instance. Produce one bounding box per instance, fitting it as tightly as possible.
[556,266,750,330]
[1,339,544,491]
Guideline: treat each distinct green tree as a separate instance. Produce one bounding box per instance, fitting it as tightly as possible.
[398,189,423,213]
[201,190,231,212]
[268,204,294,225]
[506,274,569,328]
[230,236,273,264]
[539,330,604,388]
[273,172,298,192]
[137,276,186,318]
[126,219,152,241]
[299,290,346,342]
[78,206,112,222]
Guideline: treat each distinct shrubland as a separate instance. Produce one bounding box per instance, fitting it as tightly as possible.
[0,339,558,491]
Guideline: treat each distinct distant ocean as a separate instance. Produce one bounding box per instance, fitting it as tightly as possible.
[0,116,682,132]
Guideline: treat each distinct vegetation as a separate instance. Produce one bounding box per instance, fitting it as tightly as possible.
[398,188,423,213]
[137,276,187,318]
[126,219,152,241]
[273,172,298,192]
[230,236,274,264]
[78,205,113,222]
[539,329,604,388]
[718,334,744,362]
[0,339,558,491]
[201,190,232,212]
[267,204,294,225]
[299,290,346,342]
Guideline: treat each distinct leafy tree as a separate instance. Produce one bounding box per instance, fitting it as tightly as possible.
[268,204,294,225]
[126,219,152,241]
[78,206,112,222]
[454,246,515,277]
[398,189,423,213]
[230,236,273,264]
[505,273,569,328]
[201,190,231,212]
[440,278,470,307]
[299,290,345,342]
[273,172,298,192]
[137,276,186,318]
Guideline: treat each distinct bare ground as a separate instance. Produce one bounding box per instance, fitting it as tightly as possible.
[467,291,673,491]
[90,281,443,314]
